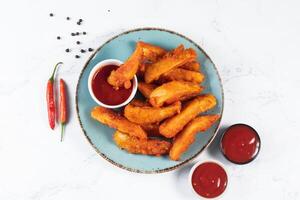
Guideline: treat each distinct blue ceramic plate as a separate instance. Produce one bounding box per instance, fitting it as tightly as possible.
[76,28,224,173]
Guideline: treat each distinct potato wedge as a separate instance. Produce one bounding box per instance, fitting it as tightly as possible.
[159,68,205,83]
[141,123,161,137]
[144,46,196,83]
[149,81,203,107]
[138,42,167,75]
[169,115,220,160]
[124,101,181,124]
[159,94,217,138]
[107,43,143,89]
[138,82,157,99]
[91,106,147,139]
[113,131,171,156]
[130,99,151,107]
[180,61,200,71]
[139,41,167,62]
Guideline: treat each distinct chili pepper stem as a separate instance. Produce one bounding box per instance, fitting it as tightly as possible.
[50,62,63,81]
[61,123,65,142]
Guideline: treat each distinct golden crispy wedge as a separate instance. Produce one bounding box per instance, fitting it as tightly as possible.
[169,115,220,160]
[107,43,143,89]
[149,81,203,107]
[141,123,161,137]
[130,99,151,107]
[139,41,167,62]
[91,106,147,139]
[159,68,205,83]
[124,101,181,124]
[159,94,217,138]
[137,42,167,75]
[144,46,197,83]
[138,82,157,99]
[180,61,200,71]
[113,131,171,156]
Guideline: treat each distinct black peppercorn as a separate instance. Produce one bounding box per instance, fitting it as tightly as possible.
[76,32,80,35]
[76,41,81,45]
[71,33,76,36]
[75,55,80,58]
[88,48,94,52]
[57,36,61,40]
[50,13,54,17]
[83,32,86,35]
[77,22,81,25]
[65,48,70,52]
[80,49,86,53]
[66,17,70,20]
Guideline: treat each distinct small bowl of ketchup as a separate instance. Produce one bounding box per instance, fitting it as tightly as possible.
[88,59,138,108]
[189,160,228,199]
[220,124,261,164]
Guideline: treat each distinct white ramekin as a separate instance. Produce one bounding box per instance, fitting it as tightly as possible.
[188,160,228,199]
[88,59,138,109]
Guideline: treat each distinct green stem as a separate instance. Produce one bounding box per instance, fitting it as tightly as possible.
[60,123,65,142]
[50,62,63,82]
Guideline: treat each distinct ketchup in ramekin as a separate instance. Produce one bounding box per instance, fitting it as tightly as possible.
[88,59,138,108]
[190,161,228,199]
[220,124,261,164]
[91,65,132,106]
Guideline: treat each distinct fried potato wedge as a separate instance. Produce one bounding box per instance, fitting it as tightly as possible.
[149,81,203,107]
[91,106,147,139]
[159,68,205,83]
[169,115,220,160]
[139,41,167,62]
[138,82,157,99]
[159,94,217,138]
[138,42,167,75]
[113,131,171,156]
[130,99,151,107]
[180,61,200,71]
[107,43,143,89]
[124,101,181,124]
[141,123,161,137]
[144,46,197,83]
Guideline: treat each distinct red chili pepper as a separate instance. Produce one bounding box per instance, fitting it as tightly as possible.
[59,78,67,141]
[46,62,62,129]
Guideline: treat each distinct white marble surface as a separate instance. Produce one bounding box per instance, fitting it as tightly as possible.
[1,0,300,199]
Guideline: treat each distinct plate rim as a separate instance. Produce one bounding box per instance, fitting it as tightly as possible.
[75,27,224,174]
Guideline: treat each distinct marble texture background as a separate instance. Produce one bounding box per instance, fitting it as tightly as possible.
[0,0,299,199]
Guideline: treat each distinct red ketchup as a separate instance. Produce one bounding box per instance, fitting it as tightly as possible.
[191,162,228,198]
[91,65,132,106]
[221,124,261,164]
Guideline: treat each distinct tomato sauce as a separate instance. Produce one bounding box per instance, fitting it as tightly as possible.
[221,124,260,164]
[91,65,132,106]
[191,162,228,198]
